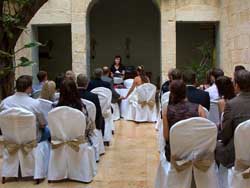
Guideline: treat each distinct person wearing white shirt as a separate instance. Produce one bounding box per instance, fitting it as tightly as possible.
[0,75,49,142]
[205,68,224,101]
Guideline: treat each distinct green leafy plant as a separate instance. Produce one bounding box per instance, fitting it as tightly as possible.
[0,0,48,99]
[184,42,215,84]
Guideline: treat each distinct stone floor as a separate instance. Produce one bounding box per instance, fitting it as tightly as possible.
[0,120,159,188]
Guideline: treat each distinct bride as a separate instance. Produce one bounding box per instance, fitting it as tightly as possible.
[124,65,150,100]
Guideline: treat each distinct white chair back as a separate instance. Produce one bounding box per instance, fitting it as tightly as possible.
[230,120,250,188]
[91,87,112,115]
[170,117,217,159]
[81,99,96,130]
[161,91,170,111]
[137,83,156,103]
[38,98,53,124]
[48,106,86,141]
[169,117,218,188]
[234,120,250,165]
[0,107,36,144]
[208,100,220,126]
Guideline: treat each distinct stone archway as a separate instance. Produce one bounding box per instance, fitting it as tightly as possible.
[86,0,161,85]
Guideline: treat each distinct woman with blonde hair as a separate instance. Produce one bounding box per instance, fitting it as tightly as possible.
[40,80,56,101]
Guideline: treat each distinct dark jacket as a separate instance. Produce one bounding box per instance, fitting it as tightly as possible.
[78,88,105,135]
[216,92,250,168]
[186,86,210,111]
[87,78,120,103]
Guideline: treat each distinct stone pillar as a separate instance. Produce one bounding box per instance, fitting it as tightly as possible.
[71,0,88,76]
[161,0,176,82]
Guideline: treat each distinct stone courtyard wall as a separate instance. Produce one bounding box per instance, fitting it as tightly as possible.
[15,0,250,82]
[220,0,250,76]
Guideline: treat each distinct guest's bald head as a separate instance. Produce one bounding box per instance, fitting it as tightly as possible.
[103,66,110,76]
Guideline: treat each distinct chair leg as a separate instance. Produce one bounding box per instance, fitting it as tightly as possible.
[36,179,40,184]
[2,177,5,184]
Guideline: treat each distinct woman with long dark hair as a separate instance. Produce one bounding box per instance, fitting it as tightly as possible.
[56,78,88,125]
[124,65,150,99]
[163,80,206,161]
[215,76,236,114]
[110,55,125,78]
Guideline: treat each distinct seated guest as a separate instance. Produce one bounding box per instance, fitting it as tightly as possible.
[0,75,47,142]
[182,70,210,111]
[216,70,250,168]
[125,65,150,99]
[87,68,121,103]
[234,65,246,73]
[56,79,91,135]
[215,76,236,114]
[110,55,125,78]
[40,80,56,102]
[54,73,65,101]
[205,68,224,100]
[77,74,105,136]
[65,70,76,81]
[161,68,182,94]
[102,66,113,87]
[162,80,206,161]
[33,70,48,91]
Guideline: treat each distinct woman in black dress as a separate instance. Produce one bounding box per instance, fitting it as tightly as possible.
[110,55,125,78]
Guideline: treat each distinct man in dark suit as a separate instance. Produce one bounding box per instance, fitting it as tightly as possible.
[77,74,105,136]
[182,70,210,111]
[216,70,250,168]
[161,68,182,94]
[87,68,121,103]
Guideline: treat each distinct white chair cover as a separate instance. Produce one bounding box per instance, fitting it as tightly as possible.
[47,106,96,182]
[155,117,219,188]
[208,100,220,127]
[81,99,105,161]
[0,107,49,179]
[124,79,134,89]
[230,120,250,188]
[157,92,170,152]
[126,83,158,122]
[111,103,120,121]
[38,98,53,124]
[91,87,113,142]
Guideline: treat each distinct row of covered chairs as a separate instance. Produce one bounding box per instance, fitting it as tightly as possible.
[155,117,250,188]
[0,87,116,184]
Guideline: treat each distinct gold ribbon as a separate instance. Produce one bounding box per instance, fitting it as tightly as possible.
[235,160,250,179]
[171,152,214,173]
[51,136,86,152]
[0,140,37,156]
[139,100,155,109]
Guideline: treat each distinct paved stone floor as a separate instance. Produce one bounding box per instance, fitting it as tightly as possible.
[0,120,159,188]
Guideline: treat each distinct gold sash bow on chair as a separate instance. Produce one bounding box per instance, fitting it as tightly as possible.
[235,160,250,179]
[171,152,214,173]
[139,100,155,109]
[51,136,86,152]
[0,140,37,156]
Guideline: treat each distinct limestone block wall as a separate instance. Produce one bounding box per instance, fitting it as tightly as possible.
[15,0,250,83]
[220,0,250,76]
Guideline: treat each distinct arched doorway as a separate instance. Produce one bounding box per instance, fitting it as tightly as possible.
[86,0,161,85]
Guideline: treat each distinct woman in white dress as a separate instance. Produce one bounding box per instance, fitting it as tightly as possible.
[124,65,150,99]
